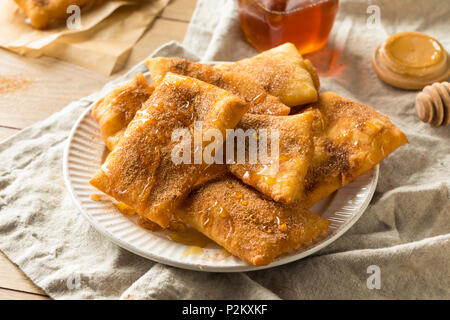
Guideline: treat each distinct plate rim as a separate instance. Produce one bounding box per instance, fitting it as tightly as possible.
[63,68,379,273]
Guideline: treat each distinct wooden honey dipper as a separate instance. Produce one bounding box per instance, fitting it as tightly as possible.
[415,82,450,126]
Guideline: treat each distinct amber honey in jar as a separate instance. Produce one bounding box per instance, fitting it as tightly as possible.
[238,0,339,54]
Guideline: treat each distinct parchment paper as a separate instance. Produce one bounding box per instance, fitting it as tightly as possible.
[0,0,169,74]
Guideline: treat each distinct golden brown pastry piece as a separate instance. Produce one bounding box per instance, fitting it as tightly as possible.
[178,174,330,266]
[228,111,315,204]
[215,43,319,107]
[90,73,249,228]
[91,73,154,151]
[146,57,290,116]
[14,0,99,29]
[299,92,408,207]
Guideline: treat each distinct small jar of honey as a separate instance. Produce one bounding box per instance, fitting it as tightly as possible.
[238,0,339,54]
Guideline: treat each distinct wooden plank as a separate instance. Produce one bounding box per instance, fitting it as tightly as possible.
[0,252,46,295]
[0,288,49,300]
[120,18,189,72]
[0,49,108,129]
[159,0,197,22]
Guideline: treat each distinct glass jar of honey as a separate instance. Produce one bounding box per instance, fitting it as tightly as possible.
[238,0,339,54]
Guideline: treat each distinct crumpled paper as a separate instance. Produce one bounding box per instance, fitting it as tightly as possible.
[0,0,169,74]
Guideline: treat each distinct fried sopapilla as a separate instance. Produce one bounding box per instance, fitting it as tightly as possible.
[146,57,290,116]
[90,73,249,228]
[298,92,408,207]
[215,43,319,107]
[228,111,315,204]
[91,73,154,151]
[178,174,330,266]
[14,0,101,29]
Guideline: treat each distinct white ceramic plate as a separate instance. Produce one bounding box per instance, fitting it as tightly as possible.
[63,70,379,272]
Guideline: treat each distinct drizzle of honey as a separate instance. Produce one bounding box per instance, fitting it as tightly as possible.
[221,248,232,257]
[201,211,211,227]
[168,228,210,248]
[262,175,276,186]
[210,92,231,126]
[169,220,188,233]
[138,217,163,231]
[170,229,210,259]
[113,202,136,215]
[238,0,339,53]
[224,218,235,242]
[163,73,188,86]
[90,194,102,201]
[251,92,267,104]
[253,164,279,186]
[183,246,204,258]
[233,191,243,199]
[204,200,227,218]
[275,217,288,232]
[219,210,228,218]
[100,161,111,176]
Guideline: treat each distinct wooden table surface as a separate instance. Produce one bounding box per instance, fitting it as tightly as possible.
[0,0,196,300]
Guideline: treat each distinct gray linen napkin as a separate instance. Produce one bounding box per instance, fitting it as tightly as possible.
[1,0,449,299]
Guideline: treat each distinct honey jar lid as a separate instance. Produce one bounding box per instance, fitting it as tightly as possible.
[372,32,450,90]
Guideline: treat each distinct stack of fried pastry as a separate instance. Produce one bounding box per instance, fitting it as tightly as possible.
[89,43,407,266]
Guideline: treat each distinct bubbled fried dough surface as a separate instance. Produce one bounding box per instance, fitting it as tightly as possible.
[228,111,315,204]
[179,174,330,266]
[90,73,249,228]
[14,0,97,29]
[146,57,290,116]
[215,43,319,107]
[298,92,408,207]
[91,73,154,150]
